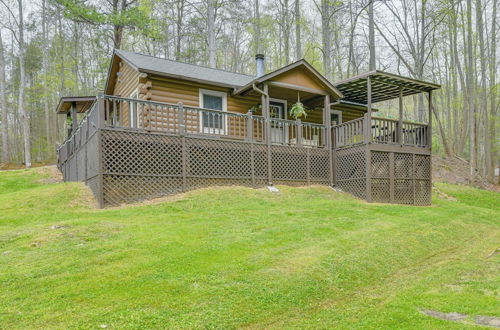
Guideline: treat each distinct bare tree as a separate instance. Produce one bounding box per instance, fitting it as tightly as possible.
[207,0,216,67]
[175,0,186,60]
[465,0,475,179]
[368,0,375,70]
[42,0,52,155]
[254,0,260,55]
[295,0,301,60]
[487,0,497,181]
[0,29,8,163]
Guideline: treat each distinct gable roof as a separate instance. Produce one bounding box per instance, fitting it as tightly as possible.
[114,49,255,88]
[233,60,343,98]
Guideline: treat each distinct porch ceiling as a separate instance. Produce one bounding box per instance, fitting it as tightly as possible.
[267,84,318,104]
[333,70,440,104]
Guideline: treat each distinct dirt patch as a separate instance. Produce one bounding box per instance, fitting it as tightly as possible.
[475,316,500,327]
[433,156,500,192]
[433,186,457,201]
[35,166,63,184]
[421,309,500,328]
[421,309,467,321]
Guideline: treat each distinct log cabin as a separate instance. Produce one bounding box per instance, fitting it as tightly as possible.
[56,50,439,207]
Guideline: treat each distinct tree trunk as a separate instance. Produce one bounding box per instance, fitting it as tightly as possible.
[207,0,216,68]
[42,0,52,159]
[475,0,489,178]
[466,0,475,180]
[321,0,332,79]
[175,0,185,61]
[488,0,497,182]
[368,0,375,70]
[0,30,8,163]
[295,0,301,60]
[254,0,261,55]
[17,0,31,168]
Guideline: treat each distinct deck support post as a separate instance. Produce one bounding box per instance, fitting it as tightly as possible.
[366,77,372,202]
[179,102,187,191]
[428,90,432,204]
[96,96,105,208]
[97,96,105,129]
[398,86,403,145]
[71,102,78,135]
[246,110,253,142]
[262,83,272,185]
[324,94,334,186]
[389,152,395,203]
[427,91,432,148]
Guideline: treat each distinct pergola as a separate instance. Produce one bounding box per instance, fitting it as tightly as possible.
[333,71,440,144]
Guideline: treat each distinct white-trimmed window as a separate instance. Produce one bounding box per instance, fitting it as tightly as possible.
[130,89,139,128]
[199,89,227,134]
[330,110,342,126]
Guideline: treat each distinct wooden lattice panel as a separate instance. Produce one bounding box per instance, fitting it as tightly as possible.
[394,153,413,178]
[103,175,184,206]
[414,154,431,205]
[371,178,390,202]
[253,144,269,185]
[335,145,367,200]
[415,179,431,205]
[371,151,389,178]
[102,130,183,176]
[309,148,330,183]
[271,145,308,183]
[187,138,252,180]
[415,154,431,179]
[394,179,414,204]
[336,146,366,181]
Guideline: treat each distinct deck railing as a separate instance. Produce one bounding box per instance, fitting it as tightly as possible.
[56,101,99,166]
[332,117,366,148]
[57,95,430,166]
[100,95,325,147]
[332,115,429,149]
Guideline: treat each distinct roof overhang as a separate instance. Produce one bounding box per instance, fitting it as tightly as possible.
[56,96,96,114]
[333,70,440,104]
[233,60,343,99]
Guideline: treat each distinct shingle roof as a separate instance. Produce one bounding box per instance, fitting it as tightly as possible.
[115,49,255,88]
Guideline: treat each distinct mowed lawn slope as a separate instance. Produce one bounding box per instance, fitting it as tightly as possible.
[0,168,498,329]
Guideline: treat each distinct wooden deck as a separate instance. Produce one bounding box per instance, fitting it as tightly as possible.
[57,95,432,207]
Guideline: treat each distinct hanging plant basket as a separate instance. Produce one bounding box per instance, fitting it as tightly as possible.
[289,92,307,119]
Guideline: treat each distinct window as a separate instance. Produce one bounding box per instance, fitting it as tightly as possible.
[199,89,227,134]
[330,110,342,126]
[130,90,139,128]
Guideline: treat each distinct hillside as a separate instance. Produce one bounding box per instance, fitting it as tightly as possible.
[0,167,499,328]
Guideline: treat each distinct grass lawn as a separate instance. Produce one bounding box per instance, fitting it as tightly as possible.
[0,167,499,329]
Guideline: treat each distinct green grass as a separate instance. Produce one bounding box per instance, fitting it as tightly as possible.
[0,168,499,329]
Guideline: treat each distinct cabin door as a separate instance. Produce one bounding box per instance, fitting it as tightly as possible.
[269,99,287,144]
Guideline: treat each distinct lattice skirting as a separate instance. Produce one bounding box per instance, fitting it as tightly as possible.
[335,145,432,205]
[335,146,367,200]
[100,129,330,206]
[59,128,431,207]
